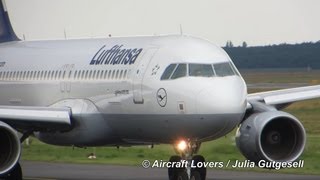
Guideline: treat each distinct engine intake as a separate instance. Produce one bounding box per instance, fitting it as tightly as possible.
[236,111,306,164]
[0,121,21,175]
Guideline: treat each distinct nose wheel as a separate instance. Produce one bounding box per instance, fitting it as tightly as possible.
[168,140,206,180]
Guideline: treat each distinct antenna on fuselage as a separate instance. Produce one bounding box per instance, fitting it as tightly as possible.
[64,28,67,39]
[179,24,183,35]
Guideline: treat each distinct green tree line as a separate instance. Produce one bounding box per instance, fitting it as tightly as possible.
[223,41,320,69]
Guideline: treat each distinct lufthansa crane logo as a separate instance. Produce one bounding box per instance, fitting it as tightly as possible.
[156,88,167,107]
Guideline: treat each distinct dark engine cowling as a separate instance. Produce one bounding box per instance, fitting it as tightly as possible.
[0,121,21,175]
[236,111,306,163]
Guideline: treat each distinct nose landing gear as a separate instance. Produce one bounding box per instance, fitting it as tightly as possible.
[168,140,206,180]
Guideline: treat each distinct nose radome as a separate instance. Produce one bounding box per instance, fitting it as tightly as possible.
[196,78,247,114]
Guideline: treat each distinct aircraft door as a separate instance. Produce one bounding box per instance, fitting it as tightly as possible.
[60,64,74,97]
[133,48,158,104]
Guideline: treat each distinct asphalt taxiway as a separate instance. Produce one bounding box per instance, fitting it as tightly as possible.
[22,161,320,180]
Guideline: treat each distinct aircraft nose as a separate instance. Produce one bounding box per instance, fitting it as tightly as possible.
[196,78,247,114]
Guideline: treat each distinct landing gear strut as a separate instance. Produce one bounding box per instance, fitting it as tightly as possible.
[168,140,206,180]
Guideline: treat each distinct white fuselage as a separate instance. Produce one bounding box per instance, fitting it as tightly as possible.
[0,35,247,146]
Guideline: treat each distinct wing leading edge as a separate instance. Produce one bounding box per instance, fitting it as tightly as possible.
[247,85,320,109]
[0,106,72,131]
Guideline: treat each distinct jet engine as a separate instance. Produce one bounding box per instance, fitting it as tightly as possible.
[0,121,21,175]
[235,111,306,163]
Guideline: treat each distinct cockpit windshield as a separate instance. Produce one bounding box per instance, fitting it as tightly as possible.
[189,64,214,77]
[171,64,187,79]
[214,62,237,77]
[161,62,239,80]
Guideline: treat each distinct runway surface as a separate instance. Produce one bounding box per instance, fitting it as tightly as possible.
[22,161,320,180]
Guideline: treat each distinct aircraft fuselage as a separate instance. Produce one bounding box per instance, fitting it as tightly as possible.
[0,35,247,146]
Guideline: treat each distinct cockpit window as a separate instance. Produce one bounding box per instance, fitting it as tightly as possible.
[160,62,238,80]
[189,64,214,77]
[213,62,235,77]
[229,62,240,76]
[161,64,177,80]
[171,64,187,79]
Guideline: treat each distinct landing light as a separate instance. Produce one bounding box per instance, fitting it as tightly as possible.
[177,140,187,151]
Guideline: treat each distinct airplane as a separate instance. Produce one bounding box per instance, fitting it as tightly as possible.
[0,0,320,180]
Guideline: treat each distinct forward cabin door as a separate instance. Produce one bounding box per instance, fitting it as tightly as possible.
[132,48,158,104]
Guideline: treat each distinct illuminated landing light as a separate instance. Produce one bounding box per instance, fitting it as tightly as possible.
[177,140,188,152]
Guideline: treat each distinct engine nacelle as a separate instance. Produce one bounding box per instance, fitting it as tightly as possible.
[236,111,306,164]
[0,121,21,175]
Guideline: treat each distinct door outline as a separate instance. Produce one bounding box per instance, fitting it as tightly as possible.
[60,64,74,97]
[133,48,158,104]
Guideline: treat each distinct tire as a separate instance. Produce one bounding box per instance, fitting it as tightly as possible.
[190,170,202,180]
[176,171,188,180]
[168,155,182,180]
[0,163,23,180]
[192,155,206,180]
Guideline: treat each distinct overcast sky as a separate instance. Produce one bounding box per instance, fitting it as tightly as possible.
[5,0,320,46]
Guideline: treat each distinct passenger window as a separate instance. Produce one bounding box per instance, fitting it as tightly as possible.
[108,70,112,79]
[68,71,72,79]
[119,70,123,79]
[48,71,51,80]
[112,70,115,79]
[189,64,214,77]
[96,70,100,79]
[18,71,22,80]
[77,71,81,79]
[102,70,106,79]
[74,71,78,79]
[161,64,177,80]
[93,70,96,79]
[62,71,66,79]
[81,70,85,79]
[89,70,92,79]
[115,70,119,79]
[102,70,107,79]
[85,71,89,79]
[58,71,61,79]
[40,71,43,79]
[171,64,187,79]
[53,71,56,79]
[214,62,235,77]
[124,70,127,79]
[44,71,48,79]
[30,71,34,80]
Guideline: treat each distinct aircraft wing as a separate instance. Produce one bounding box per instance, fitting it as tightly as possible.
[0,106,72,132]
[247,85,320,109]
